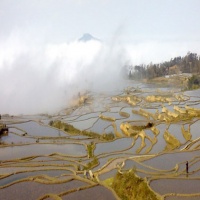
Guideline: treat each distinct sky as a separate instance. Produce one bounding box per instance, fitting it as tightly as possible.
[0,0,200,114]
[1,0,200,43]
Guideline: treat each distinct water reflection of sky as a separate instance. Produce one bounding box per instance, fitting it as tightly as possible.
[0,143,86,160]
[95,138,133,155]
[9,121,67,137]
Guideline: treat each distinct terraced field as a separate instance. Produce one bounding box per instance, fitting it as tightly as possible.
[1,81,200,199]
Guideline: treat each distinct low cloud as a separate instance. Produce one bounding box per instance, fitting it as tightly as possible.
[0,31,125,115]
[0,31,199,115]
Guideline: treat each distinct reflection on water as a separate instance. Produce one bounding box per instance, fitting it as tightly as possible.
[1,81,200,198]
[143,149,200,170]
[9,121,67,137]
[69,118,98,131]
[190,120,200,140]
[150,179,200,195]
[95,138,133,155]
[168,124,186,144]
[0,132,35,144]
[0,170,69,186]
[89,119,111,134]
[99,169,117,181]
[0,143,86,160]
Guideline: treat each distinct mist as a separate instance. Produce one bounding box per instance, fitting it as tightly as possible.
[0,30,200,115]
[0,31,126,115]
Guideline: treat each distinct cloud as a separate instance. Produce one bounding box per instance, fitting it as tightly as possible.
[126,40,200,65]
[0,30,200,115]
[0,31,125,115]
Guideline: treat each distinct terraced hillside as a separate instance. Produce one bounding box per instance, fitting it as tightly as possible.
[1,81,200,199]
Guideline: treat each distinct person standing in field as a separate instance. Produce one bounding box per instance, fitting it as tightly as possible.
[186,161,189,174]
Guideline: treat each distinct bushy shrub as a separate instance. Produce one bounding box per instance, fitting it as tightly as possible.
[188,75,200,89]
[112,170,159,200]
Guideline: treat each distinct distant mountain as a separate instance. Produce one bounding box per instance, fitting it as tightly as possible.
[78,33,101,42]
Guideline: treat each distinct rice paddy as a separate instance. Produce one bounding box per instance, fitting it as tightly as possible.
[1,80,200,199]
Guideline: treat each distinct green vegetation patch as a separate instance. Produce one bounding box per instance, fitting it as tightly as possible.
[163,130,181,151]
[49,120,114,141]
[112,170,159,200]
[187,75,200,89]
[86,142,95,158]
[103,177,114,187]
[83,157,99,170]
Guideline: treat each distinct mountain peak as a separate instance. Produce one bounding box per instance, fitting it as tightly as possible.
[78,33,100,42]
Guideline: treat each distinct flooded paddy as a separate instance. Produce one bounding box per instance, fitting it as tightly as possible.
[98,169,118,181]
[94,138,133,155]
[61,185,117,200]
[0,179,89,200]
[190,120,200,140]
[0,132,36,144]
[143,150,200,170]
[0,143,86,160]
[1,82,200,199]
[69,118,98,130]
[89,119,112,134]
[10,121,68,137]
[93,153,129,171]
[150,179,200,195]
[0,169,69,186]
[123,159,161,173]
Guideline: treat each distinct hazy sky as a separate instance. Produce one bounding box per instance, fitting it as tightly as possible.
[0,0,200,114]
[1,0,200,43]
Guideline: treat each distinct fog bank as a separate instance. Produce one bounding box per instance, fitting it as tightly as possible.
[0,31,199,115]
